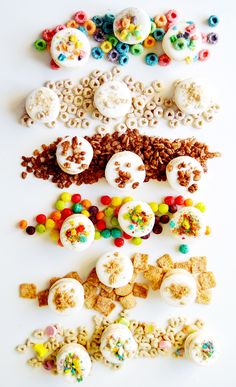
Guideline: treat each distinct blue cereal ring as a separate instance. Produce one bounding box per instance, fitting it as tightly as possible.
[78,26,88,35]
[118,54,129,66]
[102,21,113,34]
[116,42,129,54]
[92,16,104,27]
[91,47,104,59]
[153,28,165,41]
[145,53,158,66]
[208,15,219,27]
[104,13,115,23]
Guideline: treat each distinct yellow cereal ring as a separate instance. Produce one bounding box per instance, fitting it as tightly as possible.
[100,40,112,53]
[154,15,167,28]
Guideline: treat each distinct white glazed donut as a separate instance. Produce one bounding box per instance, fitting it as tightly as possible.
[118,200,155,237]
[60,214,95,251]
[96,251,133,288]
[94,81,132,118]
[105,151,146,190]
[100,323,137,364]
[166,156,204,194]
[174,78,212,115]
[114,7,151,44]
[162,21,202,62]
[50,28,90,68]
[169,207,205,242]
[57,343,92,381]
[56,136,93,175]
[160,269,197,306]
[184,331,217,365]
[48,278,84,315]
[25,87,60,123]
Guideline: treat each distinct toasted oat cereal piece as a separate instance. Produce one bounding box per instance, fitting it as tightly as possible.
[94,296,116,316]
[198,272,216,290]
[196,289,212,304]
[83,282,98,309]
[143,265,164,290]
[119,293,137,309]
[133,283,149,299]
[64,271,83,283]
[156,254,173,270]
[49,277,61,288]
[19,283,37,299]
[189,256,207,273]
[174,261,191,272]
[115,283,133,297]
[37,289,49,307]
[132,253,149,273]
[86,268,100,286]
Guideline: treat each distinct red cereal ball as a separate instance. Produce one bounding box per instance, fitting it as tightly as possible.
[50,58,60,70]
[101,195,111,205]
[123,232,132,240]
[71,194,81,203]
[36,214,47,224]
[114,237,124,247]
[96,220,106,231]
[164,196,175,206]
[113,206,121,216]
[158,53,171,66]
[58,238,63,247]
[61,208,73,220]
[55,219,64,230]
[175,195,184,206]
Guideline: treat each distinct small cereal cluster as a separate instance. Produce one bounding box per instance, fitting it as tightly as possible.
[33,9,219,68]
[16,312,205,373]
[21,66,220,130]
[143,253,216,303]
[18,192,210,250]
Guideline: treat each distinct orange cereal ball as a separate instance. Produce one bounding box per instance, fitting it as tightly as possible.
[50,211,62,221]
[19,220,28,229]
[81,199,92,209]
[96,211,105,220]
[184,198,193,207]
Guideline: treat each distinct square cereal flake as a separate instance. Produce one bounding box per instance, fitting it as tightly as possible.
[115,284,133,297]
[83,282,98,309]
[19,283,37,299]
[49,277,61,288]
[94,296,116,316]
[119,293,137,309]
[132,253,149,273]
[86,268,100,286]
[190,256,207,273]
[196,289,212,304]
[64,271,83,283]
[37,289,49,307]
[198,272,216,290]
[174,261,191,272]
[144,265,164,290]
[156,254,173,270]
[133,282,149,298]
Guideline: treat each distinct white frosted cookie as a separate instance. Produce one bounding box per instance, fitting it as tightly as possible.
[94,81,131,118]
[57,343,92,381]
[96,251,133,288]
[105,151,146,190]
[100,323,137,364]
[118,200,155,237]
[185,331,217,365]
[162,21,202,62]
[48,278,84,315]
[56,136,93,175]
[114,7,151,44]
[169,207,205,242]
[50,28,90,68]
[60,214,95,251]
[160,269,197,306]
[166,156,204,194]
[174,78,212,115]
[25,87,60,123]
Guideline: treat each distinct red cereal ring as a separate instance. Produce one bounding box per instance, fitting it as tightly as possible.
[198,49,209,61]
[54,24,66,33]
[42,29,55,42]
[73,10,88,25]
[166,9,178,23]
[158,53,171,66]
[50,58,60,69]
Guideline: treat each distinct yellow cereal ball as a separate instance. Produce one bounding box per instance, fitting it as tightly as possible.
[149,202,159,213]
[50,230,60,241]
[60,192,72,202]
[158,203,169,214]
[111,196,122,207]
[205,225,211,235]
[81,209,90,217]
[45,219,55,230]
[123,196,134,204]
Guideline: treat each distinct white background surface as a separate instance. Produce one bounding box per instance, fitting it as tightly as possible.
[1,0,236,386]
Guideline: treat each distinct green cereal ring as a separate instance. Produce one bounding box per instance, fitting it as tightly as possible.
[107,35,118,46]
[130,43,144,56]
[34,39,47,51]
[150,21,156,34]
[174,38,186,50]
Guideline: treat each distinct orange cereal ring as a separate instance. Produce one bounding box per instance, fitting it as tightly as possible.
[66,20,79,28]
[143,35,156,48]
[84,20,96,35]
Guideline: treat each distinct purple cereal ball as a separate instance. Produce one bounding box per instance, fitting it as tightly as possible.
[89,215,98,225]
[152,224,163,234]
[169,204,178,214]
[160,215,170,224]
[141,233,151,239]
[89,206,99,215]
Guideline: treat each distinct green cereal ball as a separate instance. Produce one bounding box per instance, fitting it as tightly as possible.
[36,224,46,234]
[131,237,142,246]
[130,43,144,56]
[111,217,119,227]
[55,200,66,211]
[101,229,111,238]
[104,207,114,217]
[111,228,122,238]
